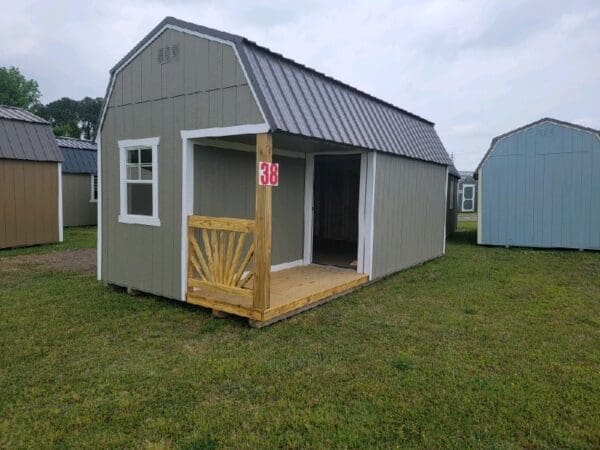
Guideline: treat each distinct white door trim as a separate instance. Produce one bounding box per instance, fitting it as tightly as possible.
[305,151,374,279]
[462,183,476,212]
[303,154,315,265]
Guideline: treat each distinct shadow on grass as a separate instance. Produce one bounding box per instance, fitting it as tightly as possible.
[448,228,477,246]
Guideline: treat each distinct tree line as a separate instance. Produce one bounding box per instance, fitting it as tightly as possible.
[0,66,102,140]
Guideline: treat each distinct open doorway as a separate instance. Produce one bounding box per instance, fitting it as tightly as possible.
[312,154,361,269]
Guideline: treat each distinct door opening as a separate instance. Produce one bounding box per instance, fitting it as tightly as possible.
[312,154,361,269]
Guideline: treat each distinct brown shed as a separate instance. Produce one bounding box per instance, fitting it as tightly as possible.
[0,105,63,249]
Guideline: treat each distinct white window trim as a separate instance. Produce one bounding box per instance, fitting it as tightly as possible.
[462,183,476,212]
[118,137,161,227]
[90,174,98,203]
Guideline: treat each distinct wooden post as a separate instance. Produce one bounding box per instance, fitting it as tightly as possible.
[253,133,272,311]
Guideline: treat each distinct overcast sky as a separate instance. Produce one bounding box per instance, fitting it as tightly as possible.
[1,0,598,170]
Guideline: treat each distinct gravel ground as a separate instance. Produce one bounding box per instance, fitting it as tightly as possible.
[0,248,96,274]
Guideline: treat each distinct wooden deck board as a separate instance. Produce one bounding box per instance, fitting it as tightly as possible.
[186,264,368,324]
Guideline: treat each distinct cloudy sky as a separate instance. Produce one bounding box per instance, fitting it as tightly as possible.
[1,0,598,170]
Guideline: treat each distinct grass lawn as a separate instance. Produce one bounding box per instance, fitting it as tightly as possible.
[1,223,599,448]
[0,226,96,258]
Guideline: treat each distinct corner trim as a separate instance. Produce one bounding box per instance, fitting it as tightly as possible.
[97,136,102,280]
[58,163,63,242]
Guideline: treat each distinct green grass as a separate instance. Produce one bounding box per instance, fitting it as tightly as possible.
[0,226,97,258]
[1,223,599,448]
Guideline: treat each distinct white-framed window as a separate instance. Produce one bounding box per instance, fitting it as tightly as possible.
[118,137,160,226]
[90,174,98,203]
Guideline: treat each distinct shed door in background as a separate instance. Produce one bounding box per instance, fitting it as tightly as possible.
[462,184,475,212]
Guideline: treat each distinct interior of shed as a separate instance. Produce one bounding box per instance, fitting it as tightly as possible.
[312,154,361,269]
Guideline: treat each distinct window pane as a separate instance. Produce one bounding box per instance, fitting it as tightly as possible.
[127,165,139,180]
[140,148,152,164]
[127,149,139,164]
[140,165,153,180]
[127,183,153,216]
[464,186,473,198]
[463,199,473,210]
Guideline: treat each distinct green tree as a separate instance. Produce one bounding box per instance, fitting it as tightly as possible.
[36,96,103,140]
[77,97,103,140]
[0,66,41,110]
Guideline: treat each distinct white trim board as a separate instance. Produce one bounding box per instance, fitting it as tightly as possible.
[57,163,63,242]
[97,24,270,140]
[96,136,102,280]
[443,166,449,254]
[303,154,314,265]
[195,137,305,159]
[365,151,376,278]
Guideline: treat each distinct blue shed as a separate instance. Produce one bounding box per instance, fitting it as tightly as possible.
[475,118,600,250]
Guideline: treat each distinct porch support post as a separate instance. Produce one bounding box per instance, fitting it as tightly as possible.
[253,133,272,311]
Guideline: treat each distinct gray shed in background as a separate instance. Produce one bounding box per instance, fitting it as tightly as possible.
[57,137,97,227]
[96,17,453,324]
[476,118,600,250]
[0,105,63,249]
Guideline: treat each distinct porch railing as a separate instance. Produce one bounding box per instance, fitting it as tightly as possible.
[187,215,256,298]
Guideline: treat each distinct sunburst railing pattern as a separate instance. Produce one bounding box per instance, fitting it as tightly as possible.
[187,215,256,298]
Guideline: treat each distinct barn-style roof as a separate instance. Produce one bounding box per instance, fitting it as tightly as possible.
[102,16,452,167]
[56,137,97,174]
[475,117,600,177]
[0,105,62,162]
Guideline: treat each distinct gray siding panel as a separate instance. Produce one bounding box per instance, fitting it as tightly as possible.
[193,146,304,265]
[372,153,446,279]
[480,121,600,250]
[101,28,264,300]
[62,174,97,226]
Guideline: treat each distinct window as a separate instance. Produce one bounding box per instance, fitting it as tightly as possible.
[118,137,160,226]
[90,175,98,202]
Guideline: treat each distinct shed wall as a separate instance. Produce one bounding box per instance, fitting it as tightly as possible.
[0,160,59,249]
[372,153,446,279]
[62,174,97,226]
[101,28,263,299]
[480,122,600,249]
[193,146,304,265]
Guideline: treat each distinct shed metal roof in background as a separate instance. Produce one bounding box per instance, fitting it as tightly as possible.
[0,105,62,162]
[103,17,453,167]
[57,137,97,174]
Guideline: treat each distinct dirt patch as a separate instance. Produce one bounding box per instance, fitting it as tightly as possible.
[0,248,96,274]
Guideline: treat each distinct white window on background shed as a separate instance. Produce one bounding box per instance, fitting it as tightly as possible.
[90,174,98,202]
[117,137,160,226]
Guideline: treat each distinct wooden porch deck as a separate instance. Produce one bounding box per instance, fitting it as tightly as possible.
[187,264,368,326]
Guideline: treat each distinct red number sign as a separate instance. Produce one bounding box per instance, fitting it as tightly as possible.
[259,162,279,186]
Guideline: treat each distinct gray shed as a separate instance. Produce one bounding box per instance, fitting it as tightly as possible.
[475,118,600,250]
[57,137,97,227]
[0,105,63,249]
[97,17,453,326]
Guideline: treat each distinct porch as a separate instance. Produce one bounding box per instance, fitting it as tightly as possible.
[182,132,369,326]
